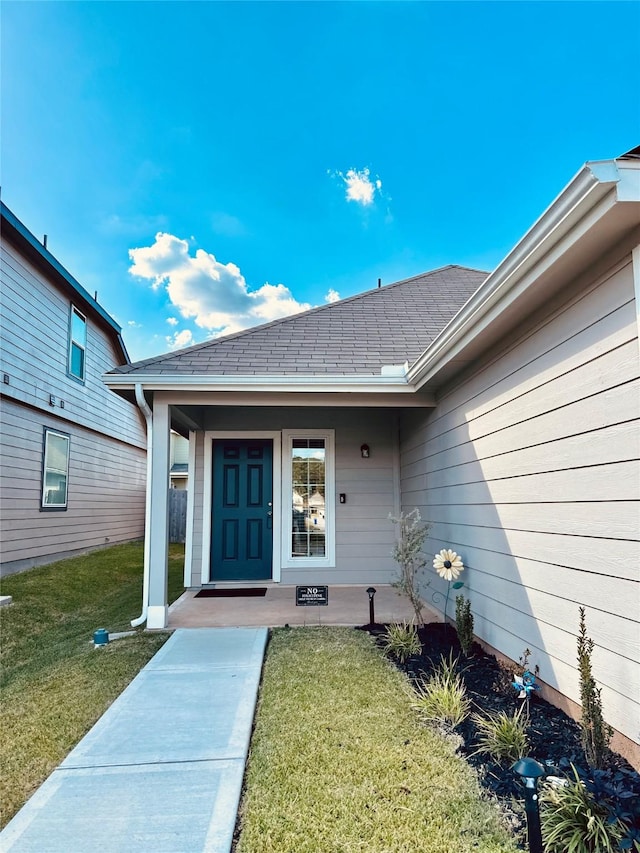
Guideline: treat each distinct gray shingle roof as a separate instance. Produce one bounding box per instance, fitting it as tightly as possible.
[112,265,487,377]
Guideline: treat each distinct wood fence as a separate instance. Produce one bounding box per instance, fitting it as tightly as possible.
[168,489,187,543]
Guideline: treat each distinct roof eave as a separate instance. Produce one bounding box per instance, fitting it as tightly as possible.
[103,373,414,394]
[1,201,130,366]
[407,158,640,389]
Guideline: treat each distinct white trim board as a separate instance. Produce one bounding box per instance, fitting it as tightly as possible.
[281,429,336,571]
[183,430,197,588]
[632,244,640,348]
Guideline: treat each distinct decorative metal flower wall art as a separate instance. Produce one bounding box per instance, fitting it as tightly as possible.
[432,548,465,622]
[433,549,464,581]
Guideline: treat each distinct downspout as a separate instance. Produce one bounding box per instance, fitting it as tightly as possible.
[132,383,152,627]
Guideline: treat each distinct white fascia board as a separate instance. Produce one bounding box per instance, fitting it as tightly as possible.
[589,158,640,201]
[407,159,636,388]
[103,372,413,394]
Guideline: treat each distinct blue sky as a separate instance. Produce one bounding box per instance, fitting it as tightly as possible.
[3,1,639,362]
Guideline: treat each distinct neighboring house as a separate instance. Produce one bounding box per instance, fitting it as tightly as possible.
[105,150,640,763]
[170,430,189,489]
[0,202,147,574]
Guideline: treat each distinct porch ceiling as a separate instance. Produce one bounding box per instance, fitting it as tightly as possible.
[169,394,435,432]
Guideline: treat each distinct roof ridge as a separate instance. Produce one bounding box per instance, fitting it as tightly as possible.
[118,264,488,372]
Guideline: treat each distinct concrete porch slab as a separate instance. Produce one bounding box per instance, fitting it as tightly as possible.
[168,583,429,629]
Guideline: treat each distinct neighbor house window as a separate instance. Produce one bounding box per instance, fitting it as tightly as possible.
[41,429,70,510]
[68,306,86,380]
[282,430,335,567]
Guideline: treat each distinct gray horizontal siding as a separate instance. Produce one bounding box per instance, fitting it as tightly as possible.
[0,399,146,572]
[0,241,145,449]
[400,254,640,743]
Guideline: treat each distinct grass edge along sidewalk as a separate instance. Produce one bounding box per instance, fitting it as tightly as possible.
[0,541,184,828]
[235,627,519,853]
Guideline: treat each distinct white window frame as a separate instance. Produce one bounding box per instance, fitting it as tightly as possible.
[41,428,70,510]
[281,429,335,569]
[68,305,87,381]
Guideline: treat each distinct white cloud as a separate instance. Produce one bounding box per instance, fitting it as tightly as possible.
[129,232,312,337]
[100,213,168,237]
[127,320,142,328]
[325,288,340,303]
[166,329,194,350]
[211,211,246,237]
[166,317,179,326]
[335,167,382,206]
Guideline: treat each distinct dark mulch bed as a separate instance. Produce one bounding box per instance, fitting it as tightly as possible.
[363,621,640,849]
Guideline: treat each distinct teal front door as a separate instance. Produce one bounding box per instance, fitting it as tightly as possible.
[211,439,273,581]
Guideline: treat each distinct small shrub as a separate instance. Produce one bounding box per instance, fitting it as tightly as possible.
[493,647,539,698]
[493,658,516,697]
[541,765,625,853]
[580,763,640,851]
[389,509,431,626]
[455,594,474,656]
[381,621,422,664]
[577,607,612,770]
[472,704,529,763]
[412,652,471,729]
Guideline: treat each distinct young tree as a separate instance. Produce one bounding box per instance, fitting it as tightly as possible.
[577,607,612,769]
[389,509,431,626]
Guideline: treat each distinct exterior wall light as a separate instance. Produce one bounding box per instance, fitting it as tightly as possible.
[366,586,377,625]
[512,756,545,853]
[360,444,370,458]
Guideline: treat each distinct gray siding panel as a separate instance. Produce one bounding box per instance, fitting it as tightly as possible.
[1,231,148,572]
[0,399,145,571]
[1,241,146,449]
[399,256,640,742]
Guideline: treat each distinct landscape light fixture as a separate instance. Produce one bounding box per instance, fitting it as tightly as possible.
[512,756,545,853]
[366,587,377,626]
[93,628,109,647]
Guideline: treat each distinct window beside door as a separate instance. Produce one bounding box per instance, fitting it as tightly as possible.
[282,430,335,567]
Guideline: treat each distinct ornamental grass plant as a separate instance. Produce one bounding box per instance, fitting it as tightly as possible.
[472,704,530,764]
[412,651,471,730]
[0,542,185,827]
[540,765,625,853]
[236,628,517,853]
[381,620,422,664]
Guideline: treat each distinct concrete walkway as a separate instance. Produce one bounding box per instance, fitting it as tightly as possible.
[1,628,268,853]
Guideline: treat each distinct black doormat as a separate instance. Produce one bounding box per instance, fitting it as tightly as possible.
[195,588,267,598]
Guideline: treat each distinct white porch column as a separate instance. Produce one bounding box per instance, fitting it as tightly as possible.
[183,429,196,588]
[147,398,170,629]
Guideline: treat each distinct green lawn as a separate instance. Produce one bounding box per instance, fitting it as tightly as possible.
[2,553,519,850]
[235,627,519,853]
[0,541,184,827]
